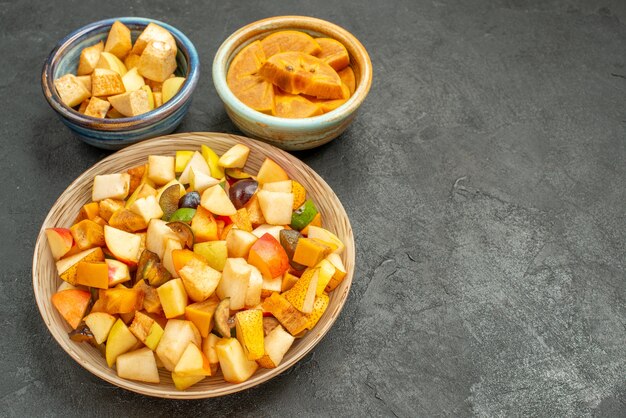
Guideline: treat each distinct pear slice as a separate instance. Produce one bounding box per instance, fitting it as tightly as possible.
[200,184,237,216]
[108,89,151,117]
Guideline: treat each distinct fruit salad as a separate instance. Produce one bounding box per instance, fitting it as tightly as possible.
[227,30,356,118]
[45,143,347,390]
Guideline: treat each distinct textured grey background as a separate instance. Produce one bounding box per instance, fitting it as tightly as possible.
[1,0,626,416]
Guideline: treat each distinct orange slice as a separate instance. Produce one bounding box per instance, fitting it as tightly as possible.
[259,52,343,99]
[274,87,323,118]
[260,30,321,58]
[338,67,356,95]
[315,38,350,71]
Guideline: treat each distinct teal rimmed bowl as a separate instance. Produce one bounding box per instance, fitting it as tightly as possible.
[212,16,372,151]
[42,17,200,150]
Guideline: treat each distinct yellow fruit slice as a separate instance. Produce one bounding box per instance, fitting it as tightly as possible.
[227,40,266,83]
[260,52,343,99]
[338,67,356,95]
[229,75,275,115]
[315,38,350,71]
[260,30,321,58]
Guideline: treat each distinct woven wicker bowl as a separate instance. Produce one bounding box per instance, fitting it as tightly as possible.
[32,132,355,398]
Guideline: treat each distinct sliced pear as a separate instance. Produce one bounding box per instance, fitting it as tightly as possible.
[200,184,237,216]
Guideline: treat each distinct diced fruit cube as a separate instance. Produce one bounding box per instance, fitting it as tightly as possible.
[226,228,257,258]
[179,257,222,303]
[171,372,205,391]
[290,199,318,231]
[174,342,212,376]
[132,22,177,56]
[92,173,130,202]
[96,51,127,76]
[248,233,290,280]
[179,151,211,184]
[70,219,105,250]
[215,338,259,383]
[146,218,180,260]
[98,198,124,221]
[230,208,253,232]
[75,261,109,289]
[129,311,164,350]
[155,319,200,371]
[282,268,319,314]
[138,40,177,82]
[45,228,74,260]
[193,240,228,271]
[157,278,188,319]
[91,68,125,96]
[84,311,116,344]
[105,319,138,367]
[252,224,284,241]
[99,287,143,314]
[116,347,160,383]
[124,53,141,70]
[56,247,104,285]
[190,168,220,193]
[148,155,176,186]
[191,206,218,242]
[262,292,309,336]
[256,325,295,369]
[200,184,237,216]
[235,309,264,360]
[51,289,91,329]
[256,158,289,185]
[216,258,251,310]
[105,259,130,286]
[162,77,186,103]
[130,195,164,223]
[202,333,221,375]
[84,96,111,118]
[257,190,294,225]
[315,259,336,295]
[77,41,104,75]
[108,89,151,117]
[246,266,263,307]
[104,225,141,265]
[175,150,194,173]
[218,144,250,168]
[282,271,300,292]
[108,208,148,232]
[54,74,91,108]
[162,238,183,277]
[185,296,220,338]
[261,274,282,299]
[104,20,132,59]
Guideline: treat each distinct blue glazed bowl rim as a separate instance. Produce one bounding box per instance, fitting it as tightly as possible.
[41,17,200,131]
[212,15,373,131]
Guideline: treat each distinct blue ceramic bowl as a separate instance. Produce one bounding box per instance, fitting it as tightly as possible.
[213,16,372,150]
[42,17,200,150]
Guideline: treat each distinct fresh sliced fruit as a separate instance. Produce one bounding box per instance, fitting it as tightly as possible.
[292,237,331,267]
[121,67,145,92]
[185,296,220,338]
[104,20,132,59]
[305,294,330,330]
[216,258,251,310]
[175,150,194,173]
[215,338,259,383]
[138,40,177,82]
[125,53,141,70]
[227,40,266,82]
[99,287,143,314]
[178,256,222,302]
[54,74,91,108]
[274,89,323,118]
[92,173,130,202]
[201,184,237,216]
[315,37,350,71]
[45,228,74,260]
[108,89,151,117]
[259,52,343,99]
[213,298,231,338]
[235,309,264,360]
[56,247,104,285]
[193,240,228,271]
[261,274,283,299]
[84,96,111,118]
[190,168,220,193]
[98,198,124,221]
[229,179,258,209]
[226,228,258,259]
[252,224,285,242]
[174,342,212,376]
[315,259,336,295]
[229,74,276,115]
[148,155,175,186]
[325,252,347,292]
[256,324,295,368]
[262,317,280,336]
[162,77,186,103]
[158,184,182,221]
[84,311,116,344]
[290,199,318,231]
[261,292,309,336]
[256,158,289,185]
[162,238,183,277]
[167,221,194,248]
[282,268,319,314]
[282,271,300,292]
[155,319,200,371]
[218,144,250,169]
[70,219,105,250]
[262,180,292,193]
[105,319,138,367]
[133,279,162,314]
[132,22,177,55]
[77,41,104,75]
[201,145,225,179]
[75,261,109,289]
[338,66,356,95]
[172,372,205,390]
[104,225,141,265]
[116,347,160,383]
[179,151,210,185]
[157,278,188,318]
[230,208,253,232]
[245,266,263,307]
[260,30,321,57]
[257,190,293,225]
[130,194,164,223]
[191,206,219,242]
[306,225,345,254]
[202,333,221,375]
[136,248,172,287]
[300,212,322,236]
[279,229,306,270]
[51,289,91,329]
[248,233,290,279]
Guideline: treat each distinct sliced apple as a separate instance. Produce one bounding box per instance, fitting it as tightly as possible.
[116,347,160,383]
[251,224,284,241]
[84,311,117,344]
[162,238,183,277]
[226,228,258,258]
[51,289,91,329]
[201,333,221,375]
[147,155,175,186]
[105,318,138,367]
[245,265,263,308]
[96,51,128,76]
[45,228,74,260]
[146,218,180,260]
[162,77,186,103]
[104,225,141,265]
[92,173,130,202]
[108,89,151,117]
[201,184,237,216]
[179,256,222,303]
[256,324,295,369]
[193,240,228,271]
[215,338,258,383]
[174,342,212,376]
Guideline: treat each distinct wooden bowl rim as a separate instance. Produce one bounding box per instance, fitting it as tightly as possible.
[32,132,355,398]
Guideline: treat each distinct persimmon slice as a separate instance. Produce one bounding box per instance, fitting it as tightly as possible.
[260,30,321,58]
[274,88,323,118]
[227,40,266,84]
[230,75,275,115]
[315,38,350,71]
[338,67,356,95]
[259,52,343,99]
[306,83,350,113]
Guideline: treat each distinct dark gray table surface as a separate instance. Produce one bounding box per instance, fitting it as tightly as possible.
[2,0,625,416]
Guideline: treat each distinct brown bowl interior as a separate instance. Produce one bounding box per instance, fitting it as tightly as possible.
[32,132,355,398]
